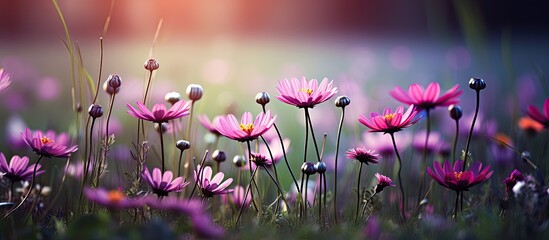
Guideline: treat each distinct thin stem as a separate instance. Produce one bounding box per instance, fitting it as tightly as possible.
[300,172,305,217]
[236,167,259,226]
[417,109,430,204]
[304,175,310,220]
[188,151,208,199]
[78,116,91,207]
[463,90,480,171]
[333,106,346,223]
[3,156,43,219]
[452,119,459,164]
[245,141,259,212]
[390,133,407,222]
[361,192,377,218]
[140,70,154,138]
[260,136,284,210]
[304,108,322,162]
[318,173,323,225]
[177,150,184,178]
[355,162,364,223]
[261,166,290,212]
[453,191,460,219]
[159,123,166,173]
[183,101,196,180]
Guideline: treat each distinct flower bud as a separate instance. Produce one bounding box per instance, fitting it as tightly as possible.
[448,105,462,120]
[335,95,350,108]
[107,74,122,89]
[212,150,227,163]
[88,104,103,118]
[314,161,327,174]
[186,84,203,101]
[301,162,316,175]
[469,78,486,91]
[233,155,246,167]
[144,58,159,71]
[255,92,270,106]
[165,92,181,105]
[176,140,190,151]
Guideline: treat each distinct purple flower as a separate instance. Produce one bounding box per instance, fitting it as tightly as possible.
[198,114,221,135]
[214,111,276,142]
[222,185,251,209]
[527,98,549,127]
[65,161,84,179]
[84,187,144,209]
[375,173,396,193]
[21,128,78,158]
[361,131,412,157]
[359,105,420,134]
[142,167,189,197]
[412,130,450,155]
[504,169,525,194]
[427,160,493,192]
[126,100,191,123]
[346,148,380,165]
[194,165,233,197]
[390,82,462,110]
[0,68,12,93]
[0,153,44,182]
[275,76,337,108]
[145,195,203,216]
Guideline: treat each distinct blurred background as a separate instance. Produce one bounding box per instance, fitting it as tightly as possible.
[0,0,548,187]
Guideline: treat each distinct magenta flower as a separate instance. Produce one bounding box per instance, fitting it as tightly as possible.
[0,153,44,182]
[275,76,338,108]
[222,185,252,208]
[126,100,191,123]
[194,165,233,197]
[346,148,380,165]
[427,160,493,192]
[374,173,396,193]
[198,114,221,135]
[504,169,525,193]
[358,105,420,134]
[527,98,549,127]
[390,82,462,110]
[146,196,203,216]
[214,111,276,142]
[0,68,12,93]
[142,167,189,197]
[21,128,78,158]
[84,187,144,209]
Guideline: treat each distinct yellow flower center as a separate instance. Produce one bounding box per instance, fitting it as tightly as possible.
[383,113,395,122]
[300,88,314,95]
[107,190,125,202]
[454,171,463,180]
[40,137,54,144]
[239,123,254,134]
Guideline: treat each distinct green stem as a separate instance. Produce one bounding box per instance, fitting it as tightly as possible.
[333,106,346,223]
[390,133,407,222]
[463,90,480,171]
[355,162,364,223]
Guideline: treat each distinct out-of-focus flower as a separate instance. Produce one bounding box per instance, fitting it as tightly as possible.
[198,115,221,135]
[84,187,144,209]
[0,68,12,93]
[0,153,44,182]
[390,82,462,110]
[412,131,450,156]
[142,167,189,197]
[194,165,233,197]
[65,161,84,179]
[21,128,78,158]
[504,169,525,194]
[6,115,27,149]
[518,117,544,135]
[190,211,226,239]
[361,131,412,157]
[222,185,251,209]
[363,216,381,239]
[359,105,420,134]
[490,133,515,165]
[427,160,493,192]
[346,148,380,165]
[127,100,191,123]
[374,173,396,193]
[146,195,203,216]
[275,76,337,108]
[214,111,276,142]
[527,98,549,128]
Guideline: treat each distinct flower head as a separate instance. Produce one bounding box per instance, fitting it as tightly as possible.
[504,169,525,193]
[346,148,380,165]
[214,111,276,142]
[0,68,12,93]
[194,165,233,197]
[412,131,450,155]
[222,185,252,209]
[527,98,549,128]
[84,187,144,209]
[390,82,462,110]
[358,105,420,134]
[127,100,191,123]
[0,153,44,182]
[198,115,221,135]
[427,160,493,192]
[142,167,189,197]
[374,173,396,193]
[21,128,78,158]
[275,77,337,108]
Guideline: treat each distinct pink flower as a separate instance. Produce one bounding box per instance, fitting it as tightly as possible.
[427,160,493,192]
[222,185,252,209]
[126,100,191,123]
[275,76,337,108]
[346,148,380,165]
[527,98,549,127]
[0,153,44,182]
[358,105,420,134]
[84,187,144,209]
[198,114,221,135]
[375,173,396,193]
[214,111,276,142]
[21,128,78,158]
[503,169,525,193]
[194,165,233,197]
[390,82,462,110]
[0,68,12,93]
[142,167,189,197]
